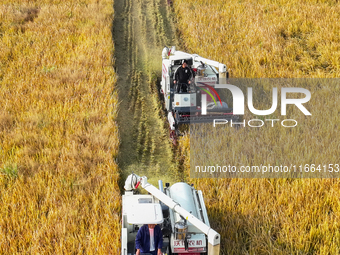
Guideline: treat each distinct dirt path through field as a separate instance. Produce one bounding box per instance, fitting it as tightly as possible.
[113,0,177,184]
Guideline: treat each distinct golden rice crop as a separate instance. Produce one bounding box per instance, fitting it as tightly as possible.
[173,0,340,78]
[173,0,340,254]
[178,134,340,254]
[0,0,120,253]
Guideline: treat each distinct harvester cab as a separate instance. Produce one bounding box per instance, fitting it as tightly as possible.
[121,174,220,255]
[161,46,237,144]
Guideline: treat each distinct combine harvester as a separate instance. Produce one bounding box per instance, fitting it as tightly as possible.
[121,173,220,255]
[160,46,237,144]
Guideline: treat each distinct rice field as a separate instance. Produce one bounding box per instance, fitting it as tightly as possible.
[173,0,340,78]
[2,0,340,253]
[0,0,121,253]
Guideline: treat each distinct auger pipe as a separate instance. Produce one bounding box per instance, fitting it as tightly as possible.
[129,174,221,247]
[192,54,227,74]
[173,51,227,81]
[174,51,226,71]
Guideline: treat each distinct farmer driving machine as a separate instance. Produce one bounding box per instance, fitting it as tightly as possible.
[160,46,237,144]
[121,173,220,255]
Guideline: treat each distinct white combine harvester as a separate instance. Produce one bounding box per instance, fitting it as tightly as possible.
[121,173,220,255]
[160,46,237,143]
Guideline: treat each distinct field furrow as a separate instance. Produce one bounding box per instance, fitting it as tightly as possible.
[113,0,177,184]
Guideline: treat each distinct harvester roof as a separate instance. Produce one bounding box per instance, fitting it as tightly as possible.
[123,194,164,224]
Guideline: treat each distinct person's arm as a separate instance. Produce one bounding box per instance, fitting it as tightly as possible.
[188,67,193,84]
[156,226,163,254]
[135,227,143,253]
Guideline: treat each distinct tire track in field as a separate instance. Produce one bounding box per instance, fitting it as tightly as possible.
[113,0,178,184]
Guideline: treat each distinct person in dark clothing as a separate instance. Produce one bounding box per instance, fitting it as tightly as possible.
[174,59,193,93]
[135,224,163,255]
